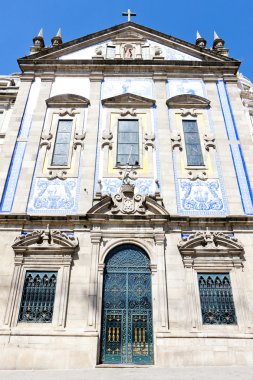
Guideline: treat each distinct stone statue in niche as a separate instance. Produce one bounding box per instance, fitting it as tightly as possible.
[124,44,133,58]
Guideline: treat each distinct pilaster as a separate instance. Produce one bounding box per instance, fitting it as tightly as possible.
[87,227,102,329]
[79,73,103,212]
[154,231,169,330]
[153,76,176,213]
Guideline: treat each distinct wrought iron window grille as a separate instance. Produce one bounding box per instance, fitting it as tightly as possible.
[18,271,57,323]
[198,273,237,325]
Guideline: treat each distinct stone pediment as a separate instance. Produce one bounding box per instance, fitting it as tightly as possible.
[18,23,238,64]
[12,226,79,253]
[88,183,168,217]
[46,94,90,108]
[102,93,155,108]
[178,231,243,254]
[166,94,210,108]
[178,231,245,268]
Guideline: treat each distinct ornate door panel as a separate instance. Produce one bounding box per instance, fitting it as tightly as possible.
[100,245,153,365]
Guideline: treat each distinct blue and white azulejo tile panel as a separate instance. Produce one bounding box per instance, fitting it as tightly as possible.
[27,178,79,214]
[101,178,156,196]
[167,79,204,98]
[101,78,154,99]
[0,79,41,213]
[147,40,201,61]
[177,178,227,215]
[0,142,26,212]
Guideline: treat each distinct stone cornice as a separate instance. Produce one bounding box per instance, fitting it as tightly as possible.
[18,59,240,77]
[2,213,253,228]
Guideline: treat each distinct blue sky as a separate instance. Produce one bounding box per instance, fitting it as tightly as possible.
[0,0,252,80]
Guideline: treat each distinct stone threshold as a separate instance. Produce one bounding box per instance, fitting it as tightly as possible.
[96,364,153,368]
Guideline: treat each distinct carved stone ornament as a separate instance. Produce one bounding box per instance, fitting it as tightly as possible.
[178,230,244,268]
[40,132,53,149]
[154,46,163,56]
[171,132,182,151]
[101,130,113,149]
[73,132,86,150]
[144,132,155,150]
[187,169,207,181]
[204,132,216,151]
[59,108,78,117]
[88,189,168,217]
[12,225,79,252]
[48,170,68,180]
[120,108,137,116]
[95,45,104,56]
[118,167,138,181]
[111,183,146,214]
[180,108,197,117]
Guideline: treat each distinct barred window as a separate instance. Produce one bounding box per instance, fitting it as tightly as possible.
[18,271,57,323]
[116,120,139,166]
[51,119,73,166]
[198,273,237,325]
[183,120,204,166]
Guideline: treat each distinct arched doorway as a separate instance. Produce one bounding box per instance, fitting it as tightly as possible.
[100,244,154,365]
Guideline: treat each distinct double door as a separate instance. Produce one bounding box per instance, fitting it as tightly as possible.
[101,266,153,364]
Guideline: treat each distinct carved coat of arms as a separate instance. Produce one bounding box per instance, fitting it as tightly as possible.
[111,183,146,214]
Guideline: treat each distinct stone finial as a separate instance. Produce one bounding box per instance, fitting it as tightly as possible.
[195,31,206,48]
[33,28,45,49]
[213,31,225,49]
[51,28,63,47]
[212,30,229,56]
[30,28,45,54]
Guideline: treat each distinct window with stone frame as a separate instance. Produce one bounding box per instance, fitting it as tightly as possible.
[4,228,78,328]
[178,231,247,331]
[182,119,204,166]
[197,273,237,325]
[51,119,73,166]
[38,94,89,180]
[116,119,139,166]
[100,93,156,179]
[18,271,57,323]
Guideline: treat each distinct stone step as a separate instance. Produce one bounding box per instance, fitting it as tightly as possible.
[0,367,252,380]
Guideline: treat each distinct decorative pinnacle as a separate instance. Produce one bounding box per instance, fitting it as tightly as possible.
[196,31,202,39]
[195,30,206,48]
[32,28,45,51]
[56,28,62,37]
[213,30,225,51]
[38,28,43,37]
[51,28,63,46]
[214,31,220,40]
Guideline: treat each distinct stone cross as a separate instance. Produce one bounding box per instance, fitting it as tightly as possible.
[122,9,136,22]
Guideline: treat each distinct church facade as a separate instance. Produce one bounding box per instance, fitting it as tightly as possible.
[0,20,253,369]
